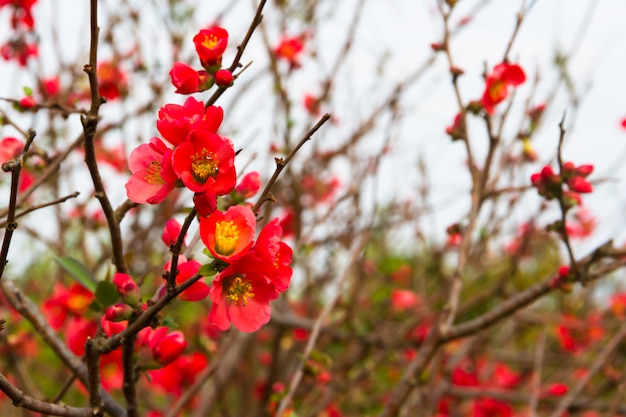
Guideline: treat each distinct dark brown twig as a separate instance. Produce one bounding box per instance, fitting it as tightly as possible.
[253,113,332,214]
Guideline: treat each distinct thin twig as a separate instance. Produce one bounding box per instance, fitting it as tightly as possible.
[0,191,80,228]
[253,113,332,214]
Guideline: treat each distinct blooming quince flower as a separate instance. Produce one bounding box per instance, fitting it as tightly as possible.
[193,26,228,69]
[481,63,526,114]
[156,97,223,146]
[199,205,256,263]
[125,137,177,204]
[208,253,281,332]
[171,130,236,194]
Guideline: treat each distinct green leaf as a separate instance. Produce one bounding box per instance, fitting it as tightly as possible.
[22,86,33,96]
[162,317,179,329]
[54,256,97,292]
[199,263,217,277]
[95,280,119,308]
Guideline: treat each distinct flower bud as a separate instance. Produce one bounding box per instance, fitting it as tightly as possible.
[104,303,133,322]
[214,69,234,87]
[113,272,141,306]
[567,176,593,194]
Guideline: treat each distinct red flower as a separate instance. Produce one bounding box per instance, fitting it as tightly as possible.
[391,289,420,312]
[0,39,38,66]
[42,283,94,330]
[445,112,465,140]
[274,36,304,68]
[125,138,177,204]
[164,257,209,302]
[193,26,228,69]
[0,136,24,164]
[156,97,223,146]
[41,76,60,98]
[214,69,233,87]
[208,253,280,332]
[104,303,133,322]
[193,191,218,217]
[303,93,321,117]
[171,130,236,194]
[545,383,568,397]
[233,171,261,200]
[169,62,212,94]
[19,95,35,109]
[199,205,256,263]
[97,61,128,101]
[481,63,526,114]
[0,0,37,29]
[148,352,208,395]
[253,218,293,293]
[149,327,187,365]
[567,176,593,193]
[66,316,98,356]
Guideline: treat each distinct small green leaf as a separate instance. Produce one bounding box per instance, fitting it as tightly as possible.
[22,86,33,96]
[54,256,97,292]
[88,300,102,313]
[199,263,217,277]
[162,317,179,329]
[95,280,120,308]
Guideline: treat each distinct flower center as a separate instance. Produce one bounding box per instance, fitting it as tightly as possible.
[489,80,507,102]
[143,160,164,185]
[225,276,254,306]
[215,220,239,256]
[202,34,219,50]
[191,149,218,183]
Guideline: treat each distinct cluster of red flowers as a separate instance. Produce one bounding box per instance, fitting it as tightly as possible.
[0,0,38,66]
[125,25,293,333]
[530,162,594,208]
[169,26,234,94]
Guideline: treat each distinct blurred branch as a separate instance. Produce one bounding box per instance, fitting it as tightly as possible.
[0,373,93,417]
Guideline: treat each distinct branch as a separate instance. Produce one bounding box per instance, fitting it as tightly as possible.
[0,373,93,417]
[253,113,332,214]
[80,0,129,275]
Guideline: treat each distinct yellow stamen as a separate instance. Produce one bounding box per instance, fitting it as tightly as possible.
[225,276,254,306]
[191,149,218,183]
[215,220,239,255]
[143,160,164,184]
[202,34,219,50]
